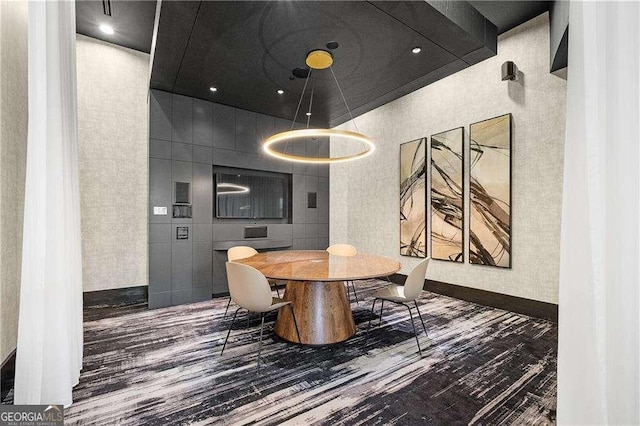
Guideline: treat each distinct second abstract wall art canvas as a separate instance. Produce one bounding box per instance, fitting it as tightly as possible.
[400,138,426,257]
[431,127,464,262]
[469,114,512,268]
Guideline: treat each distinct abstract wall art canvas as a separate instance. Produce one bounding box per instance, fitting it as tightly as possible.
[431,127,464,262]
[469,114,512,268]
[400,138,426,257]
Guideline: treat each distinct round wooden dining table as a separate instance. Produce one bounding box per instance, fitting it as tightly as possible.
[234,250,401,345]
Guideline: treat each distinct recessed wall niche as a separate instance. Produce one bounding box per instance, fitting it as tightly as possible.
[307,192,317,209]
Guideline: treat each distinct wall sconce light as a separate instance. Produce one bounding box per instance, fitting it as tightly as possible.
[502,61,517,81]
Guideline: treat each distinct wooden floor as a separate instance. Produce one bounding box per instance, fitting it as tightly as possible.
[3,280,558,425]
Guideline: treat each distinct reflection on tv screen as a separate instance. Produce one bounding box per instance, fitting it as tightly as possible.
[215,171,286,219]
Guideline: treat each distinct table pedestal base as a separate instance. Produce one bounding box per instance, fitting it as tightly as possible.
[275,280,356,345]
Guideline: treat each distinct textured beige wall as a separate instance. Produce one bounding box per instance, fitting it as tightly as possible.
[0,0,28,363]
[76,35,149,292]
[331,13,566,304]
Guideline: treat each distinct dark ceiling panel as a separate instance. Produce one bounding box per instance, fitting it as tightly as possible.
[467,1,550,34]
[371,1,496,60]
[76,0,157,53]
[148,1,201,92]
[151,1,498,127]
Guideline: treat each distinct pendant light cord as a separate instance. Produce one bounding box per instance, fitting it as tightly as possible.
[291,69,312,130]
[306,78,315,129]
[330,65,359,134]
[285,63,364,154]
[285,68,313,154]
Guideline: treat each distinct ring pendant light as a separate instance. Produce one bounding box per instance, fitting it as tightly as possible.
[263,49,374,164]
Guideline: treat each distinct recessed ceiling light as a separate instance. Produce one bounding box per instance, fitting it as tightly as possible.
[412,47,422,54]
[209,87,218,92]
[277,89,284,95]
[99,24,114,35]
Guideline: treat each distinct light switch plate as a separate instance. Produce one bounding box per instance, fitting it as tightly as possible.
[176,226,189,240]
[154,206,168,215]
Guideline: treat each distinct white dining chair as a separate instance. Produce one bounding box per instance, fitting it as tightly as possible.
[224,245,282,318]
[326,244,360,304]
[228,245,259,262]
[326,244,357,257]
[221,262,301,369]
[366,257,430,356]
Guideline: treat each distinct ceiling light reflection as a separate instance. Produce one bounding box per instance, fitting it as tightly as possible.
[217,183,250,195]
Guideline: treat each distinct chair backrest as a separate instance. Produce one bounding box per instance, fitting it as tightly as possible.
[225,262,273,312]
[228,246,258,262]
[403,257,431,300]
[326,244,358,257]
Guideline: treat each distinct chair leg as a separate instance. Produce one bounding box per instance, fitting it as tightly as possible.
[405,304,422,357]
[414,300,428,336]
[351,281,359,304]
[223,297,232,318]
[256,313,266,369]
[221,308,241,355]
[288,304,302,344]
[246,311,251,329]
[366,298,378,333]
[276,285,282,298]
[378,300,385,327]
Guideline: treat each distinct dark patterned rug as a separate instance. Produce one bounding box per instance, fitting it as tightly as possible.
[4,280,557,425]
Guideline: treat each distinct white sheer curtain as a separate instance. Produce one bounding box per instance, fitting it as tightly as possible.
[14,0,83,407]
[557,1,639,424]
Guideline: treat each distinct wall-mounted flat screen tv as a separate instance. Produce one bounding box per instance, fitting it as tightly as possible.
[214,167,289,219]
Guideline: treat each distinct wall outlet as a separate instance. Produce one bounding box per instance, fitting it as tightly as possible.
[153,206,168,215]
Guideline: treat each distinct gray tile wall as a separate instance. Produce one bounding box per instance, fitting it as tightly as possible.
[148,89,329,308]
